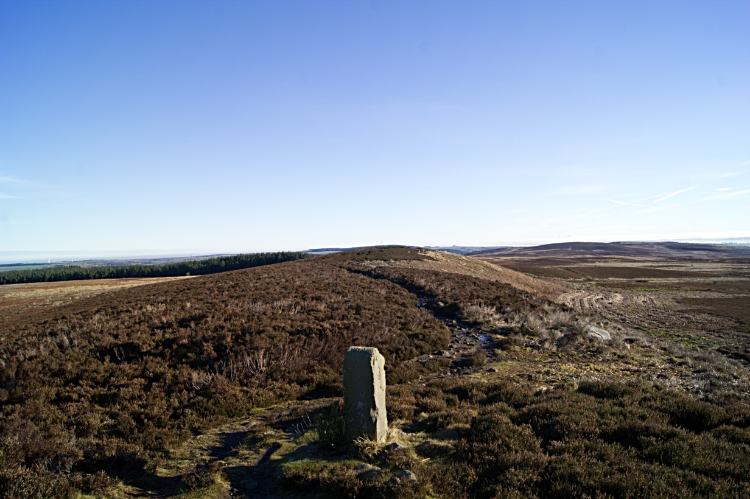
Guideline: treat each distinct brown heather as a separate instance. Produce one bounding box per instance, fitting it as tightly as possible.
[283,378,750,498]
[1,246,749,498]
[1,250,450,495]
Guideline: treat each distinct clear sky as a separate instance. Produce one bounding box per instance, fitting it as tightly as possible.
[1,0,748,254]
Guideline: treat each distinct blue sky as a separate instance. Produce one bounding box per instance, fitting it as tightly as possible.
[1,0,748,254]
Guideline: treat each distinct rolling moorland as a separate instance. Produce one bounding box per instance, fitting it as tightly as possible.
[1,245,749,498]
[0,252,310,286]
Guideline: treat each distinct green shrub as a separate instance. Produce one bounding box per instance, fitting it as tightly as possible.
[1,252,453,487]
[642,392,730,433]
[467,350,487,367]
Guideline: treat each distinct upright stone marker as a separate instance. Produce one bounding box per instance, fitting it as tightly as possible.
[343,346,388,443]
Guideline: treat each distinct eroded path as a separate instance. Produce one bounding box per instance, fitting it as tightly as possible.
[409,295,496,379]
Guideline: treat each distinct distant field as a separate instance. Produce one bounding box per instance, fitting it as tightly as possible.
[0,251,309,284]
[505,265,701,280]
[0,276,194,324]
[472,241,750,262]
[678,296,750,333]
[474,245,750,360]
[0,263,70,272]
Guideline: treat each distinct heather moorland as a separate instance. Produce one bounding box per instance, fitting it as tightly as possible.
[1,245,749,498]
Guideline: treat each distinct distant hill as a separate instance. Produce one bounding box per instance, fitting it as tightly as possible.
[422,245,509,255]
[307,245,508,255]
[470,241,750,263]
[304,246,374,254]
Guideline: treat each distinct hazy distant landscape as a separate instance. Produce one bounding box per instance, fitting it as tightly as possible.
[0,256,236,273]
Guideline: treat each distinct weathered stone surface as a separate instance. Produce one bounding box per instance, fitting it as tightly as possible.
[386,442,408,453]
[390,428,411,439]
[390,470,417,484]
[354,463,380,481]
[585,325,611,341]
[398,471,417,482]
[343,346,388,443]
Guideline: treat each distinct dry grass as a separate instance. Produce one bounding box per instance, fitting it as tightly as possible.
[330,247,566,299]
[0,277,194,325]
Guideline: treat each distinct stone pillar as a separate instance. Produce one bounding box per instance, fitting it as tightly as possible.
[343,346,388,443]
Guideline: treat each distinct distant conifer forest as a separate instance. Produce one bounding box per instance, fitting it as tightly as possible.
[0,252,311,285]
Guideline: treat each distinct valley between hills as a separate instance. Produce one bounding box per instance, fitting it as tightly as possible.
[1,244,749,498]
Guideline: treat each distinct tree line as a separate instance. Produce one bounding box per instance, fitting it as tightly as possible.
[0,252,311,285]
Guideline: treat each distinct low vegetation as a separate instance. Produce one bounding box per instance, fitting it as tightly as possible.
[283,378,750,498]
[0,250,449,495]
[1,246,749,498]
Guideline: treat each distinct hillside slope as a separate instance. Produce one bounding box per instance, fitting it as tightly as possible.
[322,246,566,299]
[2,247,552,496]
[472,241,750,264]
[2,246,748,498]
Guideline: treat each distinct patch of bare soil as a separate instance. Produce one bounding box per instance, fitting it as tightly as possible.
[405,296,497,378]
[518,257,750,372]
[557,287,743,335]
[486,255,750,353]
[588,279,750,294]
